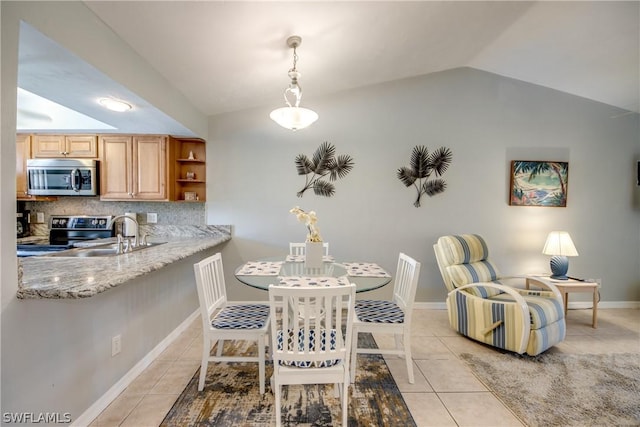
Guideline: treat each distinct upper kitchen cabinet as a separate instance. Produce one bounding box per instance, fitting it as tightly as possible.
[99,135,169,201]
[16,134,58,201]
[170,136,206,202]
[16,134,31,200]
[32,134,98,158]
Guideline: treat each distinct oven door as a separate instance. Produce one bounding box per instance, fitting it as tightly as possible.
[26,159,98,196]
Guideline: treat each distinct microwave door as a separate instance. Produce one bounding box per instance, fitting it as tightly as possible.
[28,168,74,195]
[26,159,99,196]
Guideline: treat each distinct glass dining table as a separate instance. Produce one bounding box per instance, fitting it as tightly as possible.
[234,256,392,293]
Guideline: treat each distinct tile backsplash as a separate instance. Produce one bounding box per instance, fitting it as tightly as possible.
[24,198,205,236]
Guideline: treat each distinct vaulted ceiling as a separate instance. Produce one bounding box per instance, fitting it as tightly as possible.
[17,1,640,133]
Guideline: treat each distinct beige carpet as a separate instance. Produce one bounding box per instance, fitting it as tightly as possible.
[460,352,640,427]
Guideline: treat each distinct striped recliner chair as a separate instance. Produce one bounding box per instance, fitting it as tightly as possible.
[433,234,566,355]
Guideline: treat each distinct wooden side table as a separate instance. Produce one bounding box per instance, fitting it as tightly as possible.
[526,276,600,328]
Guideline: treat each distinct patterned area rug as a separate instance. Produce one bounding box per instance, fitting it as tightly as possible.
[161,334,415,426]
[461,352,640,427]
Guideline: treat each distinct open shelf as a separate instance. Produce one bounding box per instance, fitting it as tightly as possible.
[170,136,206,202]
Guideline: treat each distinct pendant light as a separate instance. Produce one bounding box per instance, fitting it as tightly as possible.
[270,35,318,131]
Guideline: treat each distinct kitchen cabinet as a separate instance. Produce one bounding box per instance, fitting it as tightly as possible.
[170,136,206,202]
[15,134,58,201]
[32,134,98,158]
[99,135,168,200]
[16,134,31,200]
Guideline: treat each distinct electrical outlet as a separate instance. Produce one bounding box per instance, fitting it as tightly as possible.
[36,212,45,223]
[147,213,158,224]
[111,335,122,356]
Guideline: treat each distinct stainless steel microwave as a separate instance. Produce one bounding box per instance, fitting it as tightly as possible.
[27,159,99,196]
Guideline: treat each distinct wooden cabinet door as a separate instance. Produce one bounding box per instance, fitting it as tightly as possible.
[99,135,133,200]
[31,134,97,158]
[16,134,31,199]
[32,135,66,158]
[132,136,167,200]
[65,135,98,157]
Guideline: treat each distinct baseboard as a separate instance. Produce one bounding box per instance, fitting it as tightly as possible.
[413,301,639,310]
[413,302,447,310]
[72,309,200,427]
[570,301,640,309]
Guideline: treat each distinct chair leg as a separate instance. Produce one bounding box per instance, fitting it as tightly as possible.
[350,327,359,383]
[216,339,224,357]
[258,333,266,395]
[341,381,349,426]
[403,331,414,384]
[198,337,211,391]
[274,378,282,427]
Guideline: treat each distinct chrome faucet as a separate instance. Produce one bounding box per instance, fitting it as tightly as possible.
[111,214,140,252]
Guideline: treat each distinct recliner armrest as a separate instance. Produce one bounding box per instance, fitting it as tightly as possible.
[447,282,531,354]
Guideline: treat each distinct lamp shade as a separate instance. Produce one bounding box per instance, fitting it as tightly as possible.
[270,106,318,131]
[542,231,579,256]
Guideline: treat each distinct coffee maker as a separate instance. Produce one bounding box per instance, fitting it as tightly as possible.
[17,201,30,238]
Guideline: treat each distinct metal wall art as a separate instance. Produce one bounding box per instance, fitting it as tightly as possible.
[295,141,354,197]
[397,146,452,207]
[509,160,569,207]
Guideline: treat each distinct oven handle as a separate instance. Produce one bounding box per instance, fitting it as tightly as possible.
[71,169,81,192]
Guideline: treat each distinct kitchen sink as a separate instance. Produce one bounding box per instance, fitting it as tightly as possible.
[47,241,166,258]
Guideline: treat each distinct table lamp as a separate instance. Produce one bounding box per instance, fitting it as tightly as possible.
[542,231,579,280]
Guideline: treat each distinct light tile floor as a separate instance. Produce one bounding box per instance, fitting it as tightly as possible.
[90,308,639,426]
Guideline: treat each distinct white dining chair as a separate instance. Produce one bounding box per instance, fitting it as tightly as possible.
[193,252,270,394]
[350,252,421,383]
[289,241,330,256]
[269,282,356,427]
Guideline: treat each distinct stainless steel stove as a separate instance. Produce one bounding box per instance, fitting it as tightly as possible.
[17,215,115,257]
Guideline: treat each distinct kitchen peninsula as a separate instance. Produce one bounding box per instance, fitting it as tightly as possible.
[5,224,231,424]
[18,225,231,299]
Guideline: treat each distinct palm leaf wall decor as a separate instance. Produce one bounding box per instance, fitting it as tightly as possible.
[397,145,452,207]
[295,141,354,197]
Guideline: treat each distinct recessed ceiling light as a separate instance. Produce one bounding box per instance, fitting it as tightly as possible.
[98,97,132,112]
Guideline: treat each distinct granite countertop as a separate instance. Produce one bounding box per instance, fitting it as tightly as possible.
[17,225,231,300]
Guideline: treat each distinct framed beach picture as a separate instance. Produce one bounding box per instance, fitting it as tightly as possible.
[509,161,569,207]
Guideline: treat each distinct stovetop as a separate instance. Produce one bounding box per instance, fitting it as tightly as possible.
[17,215,115,257]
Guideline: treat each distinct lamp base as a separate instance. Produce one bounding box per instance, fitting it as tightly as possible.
[549,255,569,280]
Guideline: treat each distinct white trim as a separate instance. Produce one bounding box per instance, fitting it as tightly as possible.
[72,309,200,427]
[413,302,447,310]
[569,301,640,309]
[412,301,639,310]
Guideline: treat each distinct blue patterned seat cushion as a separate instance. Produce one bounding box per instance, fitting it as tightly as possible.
[355,300,404,323]
[211,304,269,329]
[276,328,340,368]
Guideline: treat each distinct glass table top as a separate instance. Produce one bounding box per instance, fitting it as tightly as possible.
[234,256,392,293]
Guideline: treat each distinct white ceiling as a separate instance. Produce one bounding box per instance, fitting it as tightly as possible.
[17,1,640,133]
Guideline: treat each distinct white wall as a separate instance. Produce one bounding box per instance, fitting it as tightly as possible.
[208,67,640,304]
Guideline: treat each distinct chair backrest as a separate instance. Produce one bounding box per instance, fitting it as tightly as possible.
[268,283,356,368]
[193,252,227,331]
[392,253,421,317]
[289,242,330,256]
[433,234,502,294]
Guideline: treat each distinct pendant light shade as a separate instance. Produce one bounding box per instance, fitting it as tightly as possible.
[270,36,318,131]
[270,106,318,131]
